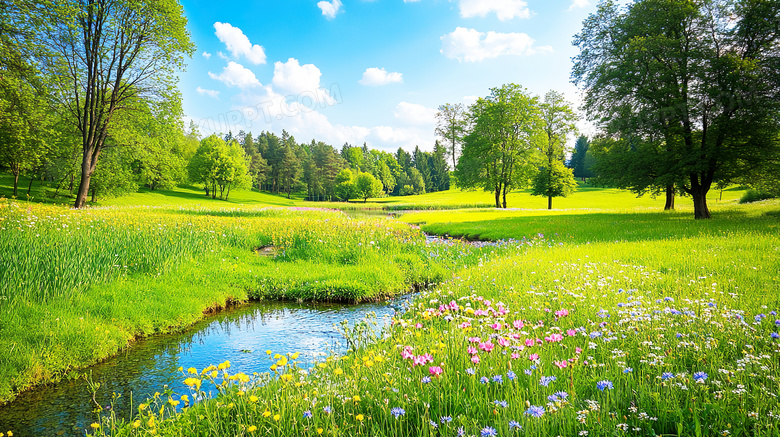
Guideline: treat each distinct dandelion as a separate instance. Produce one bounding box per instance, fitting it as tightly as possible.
[356,414,364,422]
[391,407,405,418]
[247,425,257,432]
[597,380,614,391]
[525,405,545,417]
[273,414,281,421]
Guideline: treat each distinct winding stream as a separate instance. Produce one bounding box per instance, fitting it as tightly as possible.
[0,298,408,437]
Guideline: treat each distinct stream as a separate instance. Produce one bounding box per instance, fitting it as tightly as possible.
[0,298,408,437]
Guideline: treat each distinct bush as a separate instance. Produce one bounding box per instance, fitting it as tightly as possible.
[739,189,774,204]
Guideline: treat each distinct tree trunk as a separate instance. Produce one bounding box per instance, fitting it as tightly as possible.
[27,176,34,195]
[494,185,501,208]
[691,186,711,219]
[69,173,74,193]
[12,171,19,197]
[75,157,94,208]
[91,187,96,203]
[548,195,553,210]
[204,185,210,197]
[664,185,675,210]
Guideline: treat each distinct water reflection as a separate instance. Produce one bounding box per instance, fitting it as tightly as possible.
[0,298,406,437]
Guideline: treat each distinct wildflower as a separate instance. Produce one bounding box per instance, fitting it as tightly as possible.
[771,332,780,339]
[661,372,674,380]
[334,368,344,375]
[458,427,466,436]
[509,420,522,430]
[466,367,476,375]
[596,380,614,391]
[513,320,524,329]
[323,406,332,414]
[90,423,100,430]
[480,376,490,384]
[391,407,405,418]
[441,416,453,423]
[494,400,508,408]
[693,372,708,383]
[472,355,481,364]
[492,374,503,384]
[554,391,569,400]
[429,366,443,377]
[529,354,540,361]
[554,360,568,369]
[540,376,557,387]
[507,370,516,380]
[356,414,364,422]
[187,367,197,374]
[481,426,498,436]
[546,333,563,342]
[479,341,495,352]
[273,414,281,421]
[303,410,313,419]
[422,376,432,384]
[247,425,258,432]
[525,405,545,417]
[623,367,633,374]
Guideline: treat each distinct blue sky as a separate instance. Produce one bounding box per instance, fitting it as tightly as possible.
[179,0,598,152]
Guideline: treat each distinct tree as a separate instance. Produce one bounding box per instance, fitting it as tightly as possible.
[188,135,250,200]
[456,84,544,208]
[568,135,591,180]
[354,172,383,202]
[279,142,301,199]
[572,0,780,219]
[436,103,467,168]
[535,91,578,209]
[335,169,355,201]
[45,0,194,208]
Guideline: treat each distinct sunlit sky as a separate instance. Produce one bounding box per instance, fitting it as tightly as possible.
[178,0,599,152]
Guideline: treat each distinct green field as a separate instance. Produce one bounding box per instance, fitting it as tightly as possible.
[1,182,778,437]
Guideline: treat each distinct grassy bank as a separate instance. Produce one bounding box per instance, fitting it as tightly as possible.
[88,200,780,437]
[0,202,497,404]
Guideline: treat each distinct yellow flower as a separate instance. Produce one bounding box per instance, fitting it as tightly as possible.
[187,367,197,374]
[210,370,218,378]
[181,395,190,404]
[183,378,202,390]
[90,423,100,430]
[237,391,245,396]
[356,414,364,422]
[317,428,323,434]
[290,352,300,359]
[218,360,230,370]
[249,395,259,403]
[132,420,141,428]
[270,364,278,372]
[334,368,343,375]
[353,395,361,402]
[281,374,293,382]
[263,410,272,418]
[317,362,327,369]
[266,350,272,355]
[276,356,288,367]
[168,399,179,407]
[273,353,282,359]
[247,425,257,432]
[273,414,281,421]
[365,361,374,368]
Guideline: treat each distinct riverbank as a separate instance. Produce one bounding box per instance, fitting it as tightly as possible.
[0,203,497,405]
[90,200,780,437]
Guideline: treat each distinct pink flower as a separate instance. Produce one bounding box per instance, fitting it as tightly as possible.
[479,342,494,353]
[536,338,544,345]
[497,306,508,316]
[484,300,492,307]
[415,323,423,329]
[566,329,577,337]
[474,309,489,316]
[513,320,524,330]
[575,347,583,355]
[525,339,535,347]
[546,334,563,343]
[544,308,551,313]
[554,360,568,369]
[471,355,480,364]
[401,346,414,359]
[498,338,510,347]
[529,354,540,361]
[467,346,478,355]
[511,353,520,360]
[429,366,443,377]
[460,322,472,329]
[490,323,502,331]
[468,337,481,343]
[555,309,570,318]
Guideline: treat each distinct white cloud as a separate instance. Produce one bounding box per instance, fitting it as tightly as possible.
[272,58,323,95]
[568,0,590,10]
[394,102,437,126]
[458,0,531,21]
[208,61,261,88]
[463,95,480,105]
[202,51,212,59]
[317,0,342,19]
[196,87,220,99]
[213,22,266,65]
[440,27,552,62]
[358,67,403,86]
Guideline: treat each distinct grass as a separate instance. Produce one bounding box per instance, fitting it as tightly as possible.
[77,199,780,437]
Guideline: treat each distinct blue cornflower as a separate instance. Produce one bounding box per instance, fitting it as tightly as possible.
[771,332,780,339]
[509,421,522,430]
[596,380,614,391]
[507,370,516,380]
[524,369,533,375]
[422,376,431,384]
[440,416,453,424]
[391,407,405,418]
[675,333,683,338]
[664,297,674,302]
[457,427,465,436]
[525,405,545,417]
[323,406,332,414]
[708,302,717,307]
[693,372,708,382]
[529,365,537,370]
[494,400,508,408]
[661,372,674,380]
[430,420,438,428]
[481,426,498,436]
[623,367,633,374]
[547,394,559,402]
[775,320,780,326]
[554,391,568,400]
[466,367,476,375]
[540,376,557,387]
[303,410,312,419]
[493,374,503,384]
[480,376,490,384]
[755,314,765,322]
[589,331,602,339]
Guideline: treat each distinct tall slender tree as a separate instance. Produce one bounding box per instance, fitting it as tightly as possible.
[435,103,467,169]
[534,91,578,209]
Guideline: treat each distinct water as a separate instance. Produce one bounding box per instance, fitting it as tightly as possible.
[0,298,409,437]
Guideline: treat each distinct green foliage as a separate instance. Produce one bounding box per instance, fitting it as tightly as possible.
[353,172,383,202]
[335,168,356,201]
[435,103,467,169]
[188,135,251,201]
[568,135,591,179]
[739,189,775,204]
[531,160,578,205]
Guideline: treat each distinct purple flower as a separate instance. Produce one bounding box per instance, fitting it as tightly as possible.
[494,400,508,408]
[693,372,708,382]
[597,380,614,391]
[440,416,452,423]
[480,376,489,384]
[540,376,557,387]
[303,410,312,419]
[623,367,633,373]
[466,368,475,375]
[422,376,431,384]
[391,407,405,418]
[507,370,516,380]
[661,372,674,380]
[509,421,522,430]
[525,405,545,417]
[771,332,780,339]
[481,426,498,436]
[492,375,503,384]
[430,420,438,428]
[554,391,568,400]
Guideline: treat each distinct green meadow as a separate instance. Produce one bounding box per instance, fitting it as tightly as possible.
[1,185,779,437]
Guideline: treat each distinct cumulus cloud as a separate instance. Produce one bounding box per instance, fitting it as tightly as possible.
[202,51,212,59]
[196,87,220,99]
[458,0,531,21]
[317,0,342,19]
[272,58,323,95]
[394,102,437,126]
[440,27,552,62]
[358,68,403,86]
[568,0,590,10]
[213,22,266,65]
[208,61,261,88]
